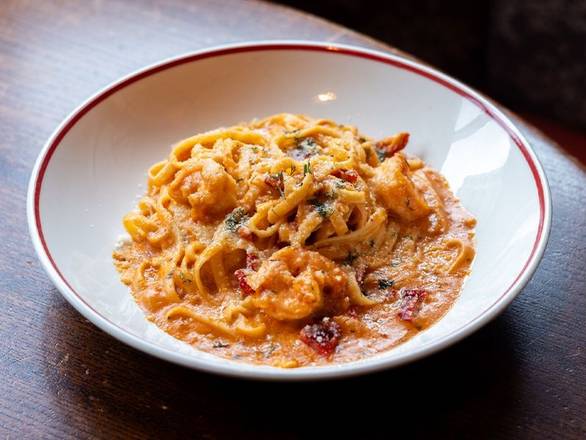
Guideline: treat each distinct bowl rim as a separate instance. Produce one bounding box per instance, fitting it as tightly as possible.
[27,40,552,380]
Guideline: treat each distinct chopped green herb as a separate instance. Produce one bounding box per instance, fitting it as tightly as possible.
[299,138,318,154]
[378,279,395,290]
[251,146,259,153]
[309,198,333,218]
[298,137,318,151]
[303,161,313,177]
[224,207,249,233]
[288,137,319,161]
[317,203,333,218]
[376,148,387,162]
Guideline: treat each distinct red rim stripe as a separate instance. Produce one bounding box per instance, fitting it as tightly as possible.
[33,43,546,354]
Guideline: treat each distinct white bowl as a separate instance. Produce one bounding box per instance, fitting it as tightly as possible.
[27,41,551,380]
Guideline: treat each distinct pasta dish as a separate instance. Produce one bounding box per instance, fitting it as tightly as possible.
[113,113,476,367]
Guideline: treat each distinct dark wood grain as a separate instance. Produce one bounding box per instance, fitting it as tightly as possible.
[0,1,584,439]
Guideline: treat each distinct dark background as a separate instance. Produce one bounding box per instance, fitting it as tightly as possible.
[274,0,586,129]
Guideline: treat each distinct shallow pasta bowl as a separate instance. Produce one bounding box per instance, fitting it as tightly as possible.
[27,41,551,380]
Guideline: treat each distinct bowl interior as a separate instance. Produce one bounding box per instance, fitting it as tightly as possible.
[32,45,546,378]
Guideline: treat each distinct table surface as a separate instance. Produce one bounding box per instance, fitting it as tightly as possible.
[1,1,585,438]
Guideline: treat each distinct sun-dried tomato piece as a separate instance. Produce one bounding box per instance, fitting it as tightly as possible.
[246,253,260,271]
[332,168,359,183]
[300,317,342,356]
[398,288,427,321]
[376,132,410,159]
[234,269,255,295]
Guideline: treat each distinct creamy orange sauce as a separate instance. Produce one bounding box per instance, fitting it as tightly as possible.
[113,114,475,367]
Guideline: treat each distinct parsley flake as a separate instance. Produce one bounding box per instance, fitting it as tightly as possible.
[224,207,249,233]
[378,279,395,290]
[376,148,387,162]
[310,199,333,218]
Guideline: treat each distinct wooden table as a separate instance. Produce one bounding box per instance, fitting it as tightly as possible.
[1,1,584,438]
